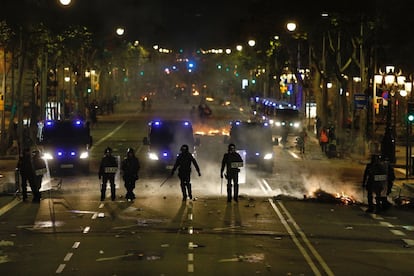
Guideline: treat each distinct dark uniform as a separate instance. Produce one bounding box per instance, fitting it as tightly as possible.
[221,143,243,202]
[171,144,201,201]
[16,148,34,201]
[31,150,47,203]
[121,148,140,201]
[99,147,118,201]
[362,154,389,213]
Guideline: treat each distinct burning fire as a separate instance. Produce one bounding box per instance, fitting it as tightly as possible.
[335,192,356,205]
[193,124,229,136]
[310,189,356,205]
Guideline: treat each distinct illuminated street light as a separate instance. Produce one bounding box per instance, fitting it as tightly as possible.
[286,22,297,32]
[248,39,256,47]
[116,27,125,36]
[58,0,72,6]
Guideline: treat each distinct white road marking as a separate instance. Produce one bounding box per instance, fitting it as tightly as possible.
[63,252,73,262]
[55,264,65,274]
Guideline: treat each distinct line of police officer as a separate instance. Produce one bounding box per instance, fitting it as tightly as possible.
[98,143,244,203]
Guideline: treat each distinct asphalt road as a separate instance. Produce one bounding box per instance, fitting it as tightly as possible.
[1,96,414,275]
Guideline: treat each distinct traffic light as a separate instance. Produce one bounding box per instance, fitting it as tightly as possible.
[408,102,414,123]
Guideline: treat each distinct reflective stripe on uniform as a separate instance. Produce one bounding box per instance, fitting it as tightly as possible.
[374,174,387,181]
[104,167,118,173]
[231,162,243,168]
[35,168,47,176]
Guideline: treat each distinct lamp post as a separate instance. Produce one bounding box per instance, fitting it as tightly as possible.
[380,66,406,164]
[286,21,309,123]
[404,78,413,177]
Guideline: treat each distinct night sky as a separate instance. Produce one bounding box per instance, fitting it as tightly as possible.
[0,0,413,63]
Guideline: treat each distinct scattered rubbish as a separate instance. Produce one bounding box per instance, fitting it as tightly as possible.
[345,226,353,230]
[98,213,105,218]
[0,255,11,264]
[219,253,264,263]
[99,250,104,254]
[160,244,169,248]
[0,240,14,246]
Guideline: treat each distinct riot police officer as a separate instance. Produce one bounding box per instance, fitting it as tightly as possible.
[220,143,243,202]
[121,148,140,201]
[362,154,388,213]
[99,147,118,201]
[31,149,47,203]
[171,144,201,201]
[16,148,34,202]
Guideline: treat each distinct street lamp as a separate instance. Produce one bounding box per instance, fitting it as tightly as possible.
[379,66,406,164]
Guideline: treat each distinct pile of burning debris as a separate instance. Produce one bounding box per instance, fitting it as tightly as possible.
[273,189,357,205]
[306,189,356,205]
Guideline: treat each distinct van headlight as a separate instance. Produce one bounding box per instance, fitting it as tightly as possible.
[43,152,53,160]
[79,151,89,159]
[263,153,273,160]
[148,152,159,160]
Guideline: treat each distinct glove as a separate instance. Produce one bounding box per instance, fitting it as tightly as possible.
[220,173,223,179]
[99,175,102,180]
[198,172,201,177]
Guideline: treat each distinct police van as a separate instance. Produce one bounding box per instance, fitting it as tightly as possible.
[143,120,200,172]
[39,119,92,174]
[224,120,277,172]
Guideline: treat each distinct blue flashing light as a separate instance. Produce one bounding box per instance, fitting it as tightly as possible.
[70,151,76,156]
[74,120,82,126]
[234,121,241,126]
[45,120,54,127]
[183,121,190,126]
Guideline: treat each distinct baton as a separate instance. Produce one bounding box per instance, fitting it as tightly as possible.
[160,176,170,187]
[221,177,223,195]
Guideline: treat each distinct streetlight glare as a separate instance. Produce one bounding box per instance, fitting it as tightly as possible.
[58,0,72,6]
[286,22,297,32]
[248,39,255,47]
[116,27,125,36]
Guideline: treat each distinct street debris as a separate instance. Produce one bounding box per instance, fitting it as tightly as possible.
[218,253,265,263]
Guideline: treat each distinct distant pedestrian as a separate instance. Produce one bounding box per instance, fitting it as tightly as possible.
[171,144,201,201]
[297,127,307,154]
[16,148,34,202]
[99,147,118,201]
[315,116,322,137]
[319,127,329,153]
[121,148,140,201]
[31,149,47,203]
[220,143,244,202]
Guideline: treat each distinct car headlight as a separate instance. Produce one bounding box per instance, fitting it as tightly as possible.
[263,153,273,160]
[148,152,159,160]
[293,122,300,128]
[42,152,53,160]
[79,151,89,159]
[275,121,282,127]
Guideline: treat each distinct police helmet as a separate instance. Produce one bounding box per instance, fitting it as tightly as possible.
[371,154,381,163]
[127,148,134,154]
[180,144,189,152]
[228,143,236,151]
[104,147,112,154]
